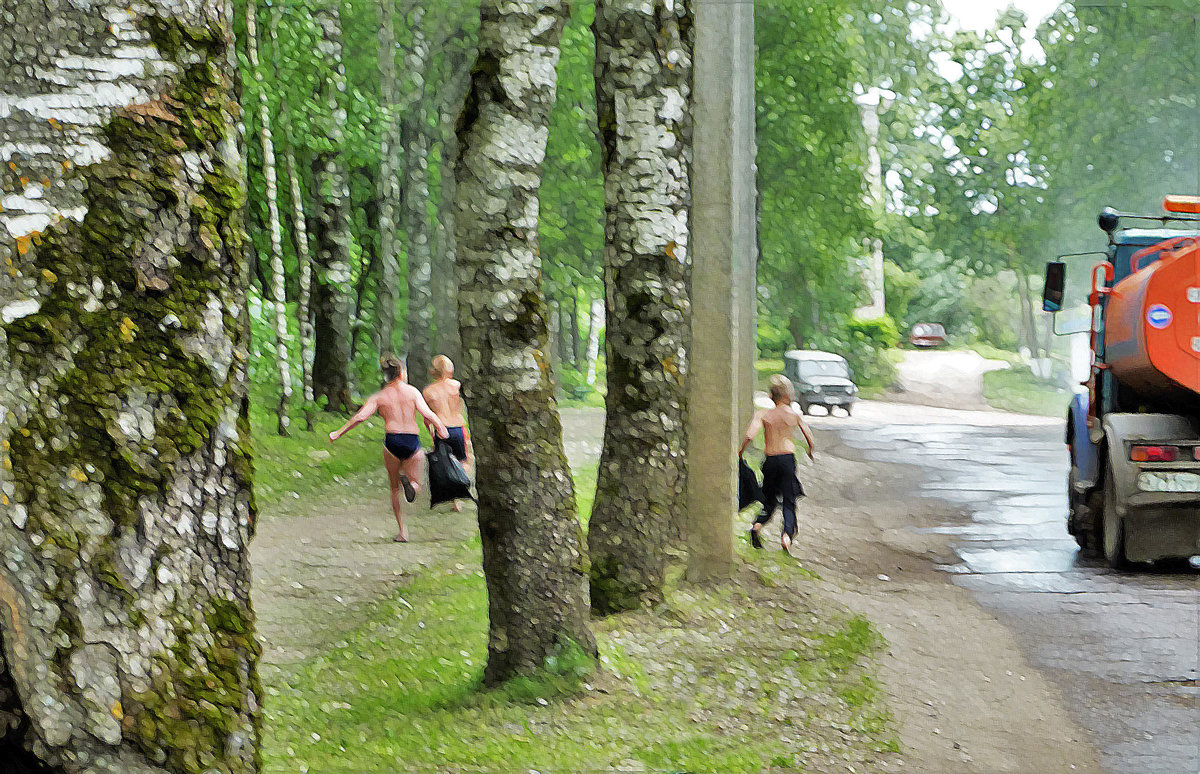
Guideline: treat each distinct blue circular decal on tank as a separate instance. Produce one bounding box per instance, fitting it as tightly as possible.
[1147,303,1173,329]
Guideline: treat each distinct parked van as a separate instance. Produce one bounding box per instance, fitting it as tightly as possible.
[783,350,858,416]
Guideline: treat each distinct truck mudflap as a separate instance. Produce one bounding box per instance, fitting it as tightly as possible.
[1102,413,1200,562]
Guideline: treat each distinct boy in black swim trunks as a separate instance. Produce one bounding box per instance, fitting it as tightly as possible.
[329,355,448,542]
[739,375,815,552]
[422,355,473,511]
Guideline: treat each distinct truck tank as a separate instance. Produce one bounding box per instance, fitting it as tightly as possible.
[1105,237,1200,402]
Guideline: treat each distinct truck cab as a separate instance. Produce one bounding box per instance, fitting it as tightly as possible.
[1044,198,1200,567]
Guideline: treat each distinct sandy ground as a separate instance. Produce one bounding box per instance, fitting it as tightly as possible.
[763,426,1105,773]
[890,349,1010,409]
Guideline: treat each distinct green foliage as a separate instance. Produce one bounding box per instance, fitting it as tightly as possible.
[984,366,1072,417]
[843,315,900,388]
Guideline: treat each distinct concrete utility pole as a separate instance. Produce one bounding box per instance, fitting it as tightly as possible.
[686,0,757,582]
[854,87,893,319]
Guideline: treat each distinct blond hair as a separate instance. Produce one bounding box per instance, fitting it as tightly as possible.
[380,353,405,383]
[430,354,454,379]
[769,374,793,404]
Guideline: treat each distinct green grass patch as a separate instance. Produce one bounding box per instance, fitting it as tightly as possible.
[248,402,382,509]
[756,357,785,391]
[984,366,1071,417]
[574,461,599,527]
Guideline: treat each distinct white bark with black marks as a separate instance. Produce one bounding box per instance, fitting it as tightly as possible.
[453,0,596,684]
[588,0,693,613]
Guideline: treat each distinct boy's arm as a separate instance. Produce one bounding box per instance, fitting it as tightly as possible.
[738,411,763,457]
[794,409,816,460]
[329,396,378,442]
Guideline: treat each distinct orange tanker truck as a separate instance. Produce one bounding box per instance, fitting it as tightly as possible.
[1042,195,1200,567]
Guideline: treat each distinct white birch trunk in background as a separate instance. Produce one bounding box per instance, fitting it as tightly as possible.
[585,296,604,386]
[376,0,401,356]
[285,146,315,405]
[247,0,293,436]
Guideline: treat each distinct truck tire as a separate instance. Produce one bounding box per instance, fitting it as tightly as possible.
[1102,460,1129,569]
[1067,468,1101,554]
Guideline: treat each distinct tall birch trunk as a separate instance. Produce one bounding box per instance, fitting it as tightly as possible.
[376,0,402,357]
[400,6,434,378]
[0,1,261,769]
[310,4,354,414]
[401,113,434,378]
[285,147,316,407]
[588,0,693,614]
[584,296,604,386]
[247,0,293,436]
[432,51,472,364]
[453,0,596,684]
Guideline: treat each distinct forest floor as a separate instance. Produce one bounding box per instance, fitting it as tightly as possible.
[247,398,1106,773]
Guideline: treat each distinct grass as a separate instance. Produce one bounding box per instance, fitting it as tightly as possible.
[249,402,383,509]
[258,459,897,774]
[984,366,1072,417]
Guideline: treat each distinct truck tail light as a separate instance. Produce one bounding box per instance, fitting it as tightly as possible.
[1131,445,1179,462]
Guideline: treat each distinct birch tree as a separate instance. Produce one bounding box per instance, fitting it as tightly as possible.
[375,0,402,357]
[453,0,596,684]
[400,6,434,379]
[0,0,261,769]
[587,0,693,613]
[309,3,354,413]
[247,0,293,436]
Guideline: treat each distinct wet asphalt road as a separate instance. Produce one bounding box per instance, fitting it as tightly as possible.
[811,401,1200,774]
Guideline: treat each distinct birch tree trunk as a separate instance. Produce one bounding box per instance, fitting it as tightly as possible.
[401,111,434,378]
[285,148,315,407]
[310,4,354,413]
[453,0,596,685]
[247,0,293,436]
[432,50,472,365]
[0,0,261,769]
[375,0,402,357]
[588,0,693,614]
[584,296,604,386]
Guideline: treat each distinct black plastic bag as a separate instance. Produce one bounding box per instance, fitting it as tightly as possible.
[738,457,764,510]
[428,438,474,507]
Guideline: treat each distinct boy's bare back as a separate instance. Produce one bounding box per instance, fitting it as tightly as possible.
[760,404,804,455]
[375,382,425,434]
[422,379,465,427]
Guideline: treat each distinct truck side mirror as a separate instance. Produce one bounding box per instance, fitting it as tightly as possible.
[1043,261,1065,312]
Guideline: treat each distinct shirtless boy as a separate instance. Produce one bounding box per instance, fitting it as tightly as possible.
[739,374,816,552]
[422,355,473,511]
[329,355,448,542]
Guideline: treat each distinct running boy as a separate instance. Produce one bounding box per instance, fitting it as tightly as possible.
[739,374,816,552]
[422,355,473,511]
[329,354,448,542]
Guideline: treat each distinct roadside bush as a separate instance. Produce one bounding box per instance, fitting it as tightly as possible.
[845,314,900,389]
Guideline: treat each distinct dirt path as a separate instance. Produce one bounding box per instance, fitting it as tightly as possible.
[891,349,1009,409]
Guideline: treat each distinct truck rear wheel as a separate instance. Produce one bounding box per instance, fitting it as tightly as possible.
[1102,460,1129,569]
[1067,468,1101,554]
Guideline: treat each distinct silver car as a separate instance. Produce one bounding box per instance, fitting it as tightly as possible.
[783,349,859,416]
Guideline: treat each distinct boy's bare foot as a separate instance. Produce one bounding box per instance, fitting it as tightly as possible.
[393,533,408,543]
[453,500,463,512]
[399,474,416,503]
[781,533,792,553]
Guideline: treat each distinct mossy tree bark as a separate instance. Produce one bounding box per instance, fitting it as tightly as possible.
[588,0,693,614]
[0,0,261,770]
[453,0,597,685]
[310,4,354,413]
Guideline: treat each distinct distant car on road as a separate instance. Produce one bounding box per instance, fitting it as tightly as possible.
[783,349,858,416]
[909,322,947,348]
